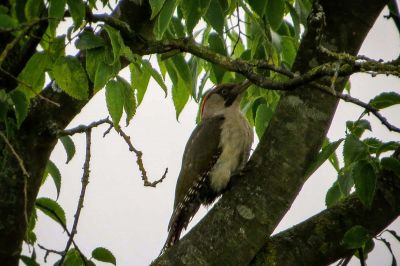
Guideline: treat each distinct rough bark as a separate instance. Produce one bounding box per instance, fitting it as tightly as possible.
[153,0,389,265]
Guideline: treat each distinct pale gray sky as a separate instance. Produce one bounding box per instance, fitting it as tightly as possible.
[27,5,400,266]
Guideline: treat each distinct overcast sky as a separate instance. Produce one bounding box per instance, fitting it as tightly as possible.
[27,5,400,266]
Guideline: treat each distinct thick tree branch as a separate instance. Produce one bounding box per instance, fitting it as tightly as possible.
[153,0,389,264]
[251,150,400,265]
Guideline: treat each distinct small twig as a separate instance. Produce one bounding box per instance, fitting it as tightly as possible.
[112,123,168,187]
[37,243,63,262]
[59,130,92,265]
[59,118,110,136]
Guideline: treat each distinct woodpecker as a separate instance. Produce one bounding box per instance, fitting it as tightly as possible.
[162,80,254,252]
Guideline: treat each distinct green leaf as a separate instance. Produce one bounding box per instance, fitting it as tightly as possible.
[20,255,40,266]
[352,160,377,207]
[342,225,370,249]
[25,0,44,21]
[67,0,85,27]
[36,197,66,227]
[325,181,342,208]
[52,56,88,100]
[281,36,297,66]
[266,0,285,30]
[104,25,125,63]
[346,119,371,138]
[247,0,268,17]
[10,90,29,128]
[142,60,168,96]
[149,0,166,19]
[376,141,400,157]
[306,139,344,177]
[369,92,400,109]
[180,0,211,33]
[338,170,354,196]
[45,160,62,199]
[208,32,227,84]
[47,36,66,61]
[60,136,76,163]
[343,134,369,166]
[172,79,190,120]
[170,54,193,93]
[93,57,121,93]
[16,52,50,98]
[48,0,66,34]
[203,0,225,35]
[381,157,400,176]
[154,0,179,40]
[92,247,116,265]
[255,104,273,139]
[363,137,383,154]
[106,80,124,127]
[0,14,18,29]
[130,63,151,106]
[64,249,83,266]
[75,30,105,50]
[117,76,136,126]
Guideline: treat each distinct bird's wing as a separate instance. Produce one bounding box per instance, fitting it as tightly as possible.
[161,116,224,252]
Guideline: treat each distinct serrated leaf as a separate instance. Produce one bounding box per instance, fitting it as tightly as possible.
[86,47,104,82]
[16,52,50,98]
[60,136,76,163]
[363,137,383,154]
[36,197,66,227]
[352,160,377,207]
[75,30,105,50]
[342,225,369,249]
[247,0,267,17]
[369,92,400,110]
[208,32,227,84]
[94,59,121,93]
[117,76,136,126]
[172,79,190,120]
[346,120,371,138]
[20,255,40,266]
[338,170,354,196]
[10,90,29,128]
[52,56,88,100]
[203,0,225,35]
[149,0,166,19]
[25,0,44,20]
[266,0,285,30]
[170,54,193,93]
[281,36,297,66]
[343,134,369,166]
[0,14,17,29]
[376,141,400,157]
[381,157,400,176]
[130,63,150,105]
[325,181,342,208]
[48,0,66,34]
[106,80,124,127]
[47,36,66,61]
[255,104,273,139]
[64,249,83,266]
[92,247,116,265]
[45,160,62,199]
[142,60,167,96]
[154,0,178,40]
[306,139,344,178]
[67,0,85,27]
[104,25,125,63]
[180,0,211,33]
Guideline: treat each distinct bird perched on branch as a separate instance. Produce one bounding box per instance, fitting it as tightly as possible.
[162,80,254,252]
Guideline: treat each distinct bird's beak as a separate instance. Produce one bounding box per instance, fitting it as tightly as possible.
[232,80,252,95]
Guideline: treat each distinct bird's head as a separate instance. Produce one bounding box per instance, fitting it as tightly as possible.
[200,80,251,119]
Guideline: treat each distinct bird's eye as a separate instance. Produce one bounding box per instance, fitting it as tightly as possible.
[221,88,228,95]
